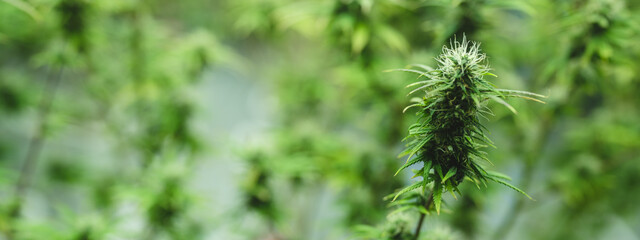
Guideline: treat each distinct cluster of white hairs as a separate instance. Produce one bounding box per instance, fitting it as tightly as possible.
[436,36,490,81]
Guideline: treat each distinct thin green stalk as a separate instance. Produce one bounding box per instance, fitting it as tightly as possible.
[8,64,65,240]
[413,192,434,240]
[14,65,64,202]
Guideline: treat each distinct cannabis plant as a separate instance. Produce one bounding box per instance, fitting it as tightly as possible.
[390,37,544,237]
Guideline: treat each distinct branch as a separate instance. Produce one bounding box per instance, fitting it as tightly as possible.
[13,65,65,211]
[413,191,434,240]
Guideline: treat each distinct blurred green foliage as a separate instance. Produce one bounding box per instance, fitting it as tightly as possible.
[0,0,639,239]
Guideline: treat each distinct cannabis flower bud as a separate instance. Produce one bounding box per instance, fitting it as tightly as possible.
[391,36,544,214]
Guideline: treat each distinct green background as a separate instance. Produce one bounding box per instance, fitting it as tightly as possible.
[0,0,639,239]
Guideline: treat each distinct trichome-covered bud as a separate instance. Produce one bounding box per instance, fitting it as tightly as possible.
[391,36,545,214]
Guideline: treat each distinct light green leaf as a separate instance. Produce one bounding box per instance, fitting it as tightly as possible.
[495,89,547,99]
[435,164,444,180]
[408,81,440,96]
[2,0,41,21]
[422,161,432,188]
[392,181,422,201]
[486,171,512,181]
[441,168,457,183]
[433,181,443,214]
[394,158,421,176]
[411,169,424,179]
[352,24,369,54]
[404,134,432,162]
[389,205,414,216]
[385,68,431,80]
[489,95,517,114]
[377,25,409,54]
[409,64,434,72]
[403,103,422,113]
[488,175,533,200]
[483,72,498,77]
[417,205,429,215]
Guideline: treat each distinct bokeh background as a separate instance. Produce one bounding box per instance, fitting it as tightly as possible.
[1,0,639,239]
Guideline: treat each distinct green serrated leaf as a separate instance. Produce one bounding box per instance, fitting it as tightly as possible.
[488,175,533,200]
[465,176,481,189]
[441,168,457,183]
[404,135,432,161]
[486,171,512,181]
[394,158,421,176]
[417,205,429,215]
[392,181,422,201]
[422,161,432,188]
[411,168,424,179]
[433,181,443,214]
[435,165,444,180]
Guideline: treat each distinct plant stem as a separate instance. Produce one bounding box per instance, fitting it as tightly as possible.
[14,65,65,204]
[413,191,434,240]
[6,64,65,240]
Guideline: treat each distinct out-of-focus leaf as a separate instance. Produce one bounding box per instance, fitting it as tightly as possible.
[377,25,409,54]
[352,24,369,54]
[2,0,41,21]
